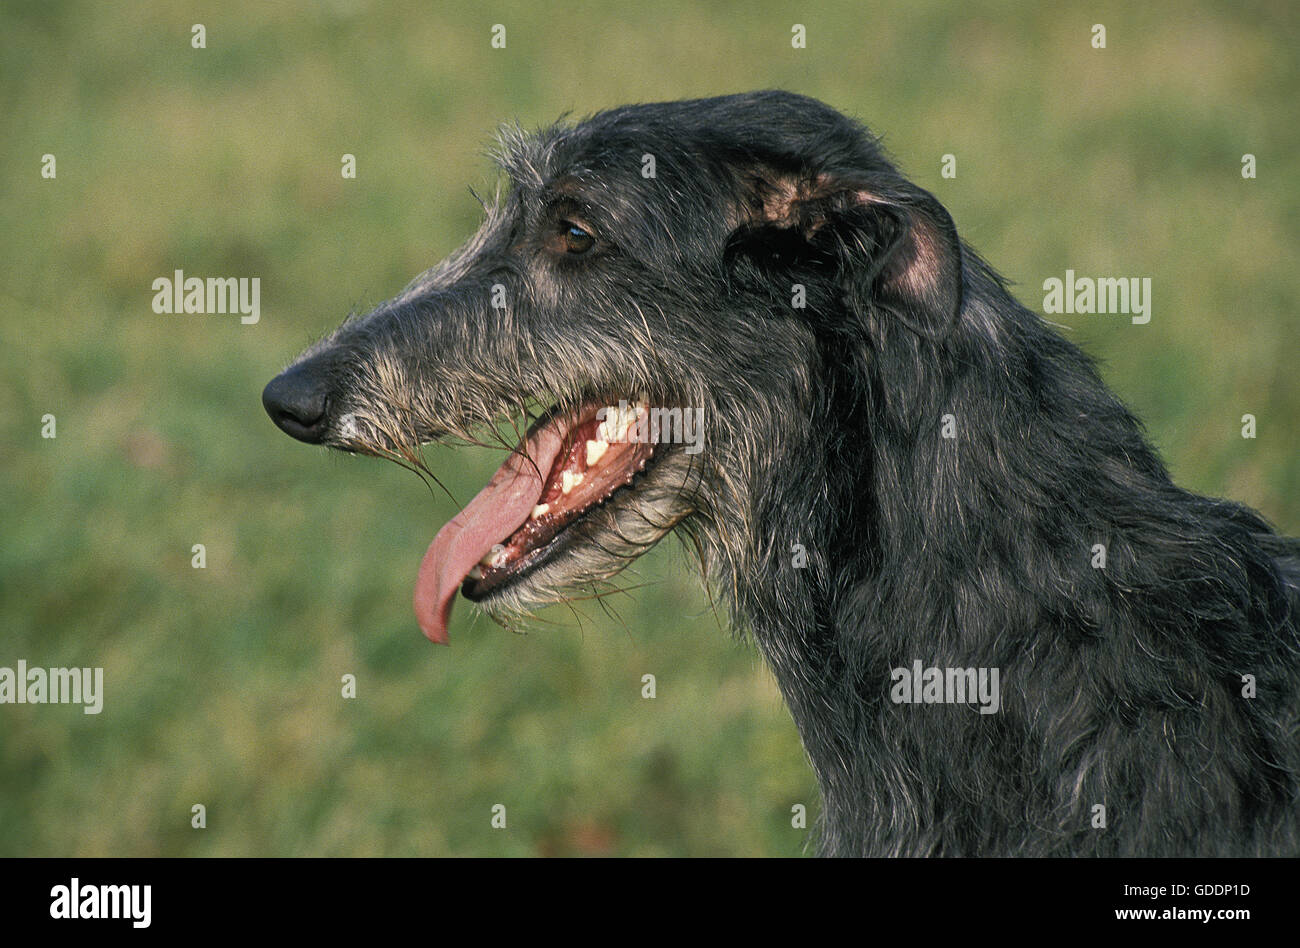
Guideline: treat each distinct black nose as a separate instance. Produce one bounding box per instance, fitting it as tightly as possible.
[262,363,330,444]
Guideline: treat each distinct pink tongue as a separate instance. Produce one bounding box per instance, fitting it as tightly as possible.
[414,423,567,645]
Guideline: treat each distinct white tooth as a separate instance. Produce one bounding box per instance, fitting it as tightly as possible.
[602,406,623,442]
[610,410,631,442]
[586,439,608,466]
[531,503,550,519]
[561,470,584,494]
[480,543,507,568]
[468,565,484,580]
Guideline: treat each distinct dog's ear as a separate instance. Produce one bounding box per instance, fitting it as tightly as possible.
[729,169,963,336]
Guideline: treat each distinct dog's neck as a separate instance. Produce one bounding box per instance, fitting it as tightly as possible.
[720,287,1178,854]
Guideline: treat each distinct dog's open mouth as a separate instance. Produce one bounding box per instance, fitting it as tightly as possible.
[413,395,660,643]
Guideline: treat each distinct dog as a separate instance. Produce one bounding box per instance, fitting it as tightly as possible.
[263,91,1300,855]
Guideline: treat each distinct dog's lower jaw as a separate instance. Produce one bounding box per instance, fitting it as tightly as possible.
[469,449,701,627]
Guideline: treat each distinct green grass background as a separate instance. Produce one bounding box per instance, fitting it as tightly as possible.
[1,0,1296,856]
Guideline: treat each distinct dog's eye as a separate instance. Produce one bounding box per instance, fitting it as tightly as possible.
[560,222,595,255]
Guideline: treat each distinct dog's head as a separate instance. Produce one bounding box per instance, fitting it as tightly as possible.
[262,91,964,642]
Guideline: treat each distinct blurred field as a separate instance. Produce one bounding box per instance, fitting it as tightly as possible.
[1,0,1296,856]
